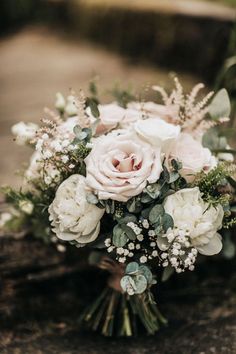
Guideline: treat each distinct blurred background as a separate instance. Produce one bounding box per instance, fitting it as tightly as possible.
[0,0,236,187]
[0,1,236,353]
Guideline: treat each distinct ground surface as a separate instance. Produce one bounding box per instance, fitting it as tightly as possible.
[0,237,236,354]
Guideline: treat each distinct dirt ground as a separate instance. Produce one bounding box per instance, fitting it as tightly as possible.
[0,25,198,187]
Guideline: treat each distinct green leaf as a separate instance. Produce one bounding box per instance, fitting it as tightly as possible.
[120,224,137,241]
[73,125,82,136]
[145,183,161,199]
[162,213,174,232]
[149,204,164,224]
[209,88,231,120]
[139,265,153,285]
[141,193,153,203]
[120,275,135,292]
[112,225,128,247]
[87,97,100,118]
[169,172,179,184]
[134,274,148,294]
[171,159,182,171]
[117,214,137,225]
[127,197,142,213]
[126,262,139,275]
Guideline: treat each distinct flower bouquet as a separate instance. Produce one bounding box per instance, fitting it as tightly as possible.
[1,78,236,336]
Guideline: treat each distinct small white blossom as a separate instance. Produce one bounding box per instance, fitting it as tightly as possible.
[140,256,147,263]
[137,234,144,242]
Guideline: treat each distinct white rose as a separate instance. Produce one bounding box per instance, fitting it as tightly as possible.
[162,187,224,255]
[11,122,39,146]
[170,133,216,182]
[134,118,180,152]
[49,175,104,245]
[217,145,234,163]
[85,132,163,202]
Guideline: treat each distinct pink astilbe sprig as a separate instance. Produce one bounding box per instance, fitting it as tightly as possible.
[152,77,227,136]
[72,89,91,128]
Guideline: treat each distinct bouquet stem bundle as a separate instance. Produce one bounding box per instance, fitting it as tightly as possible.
[79,287,167,337]
[79,257,167,336]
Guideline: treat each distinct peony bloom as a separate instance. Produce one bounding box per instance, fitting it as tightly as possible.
[11,121,39,146]
[162,187,224,255]
[49,174,104,245]
[85,132,163,202]
[134,118,180,152]
[169,133,216,182]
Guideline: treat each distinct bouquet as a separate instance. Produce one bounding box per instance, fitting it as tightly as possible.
[1,78,236,336]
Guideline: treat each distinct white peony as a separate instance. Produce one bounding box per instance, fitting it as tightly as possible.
[49,174,104,245]
[11,121,39,146]
[134,118,180,152]
[163,187,224,255]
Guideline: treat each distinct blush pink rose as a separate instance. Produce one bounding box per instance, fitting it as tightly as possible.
[85,132,163,202]
[170,133,216,182]
[87,103,142,135]
[128,102,178,123]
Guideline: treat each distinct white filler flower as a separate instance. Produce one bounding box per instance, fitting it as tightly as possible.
[11,121,38,146]
[49,174,104,246]
[163,187,224,255]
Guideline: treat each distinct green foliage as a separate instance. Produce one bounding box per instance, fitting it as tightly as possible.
[120,262,156,295]
[109,84,135,108]
[208,88,231,120]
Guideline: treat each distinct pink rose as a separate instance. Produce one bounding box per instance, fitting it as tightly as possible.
[170,133,216,182]
[85,132,163,202]
[128,102,178,123]
[87,103,142,135]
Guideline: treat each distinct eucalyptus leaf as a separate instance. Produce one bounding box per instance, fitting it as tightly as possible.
[135,274,148,294]
[73,125,82,136]
[149,204,164,224]
[162,213,174,232]
[112,225,128,247]
[87,97,100,118]
[145,183,161,199]
[209,88,231,120]
[120,275,135,292]
[139,265,153,285]
[127,197,142,213]
[118,214,137,225]
[169,172,179,184]
[126,262,139,275]
[121,224,137,240]
[141,193,153,203]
